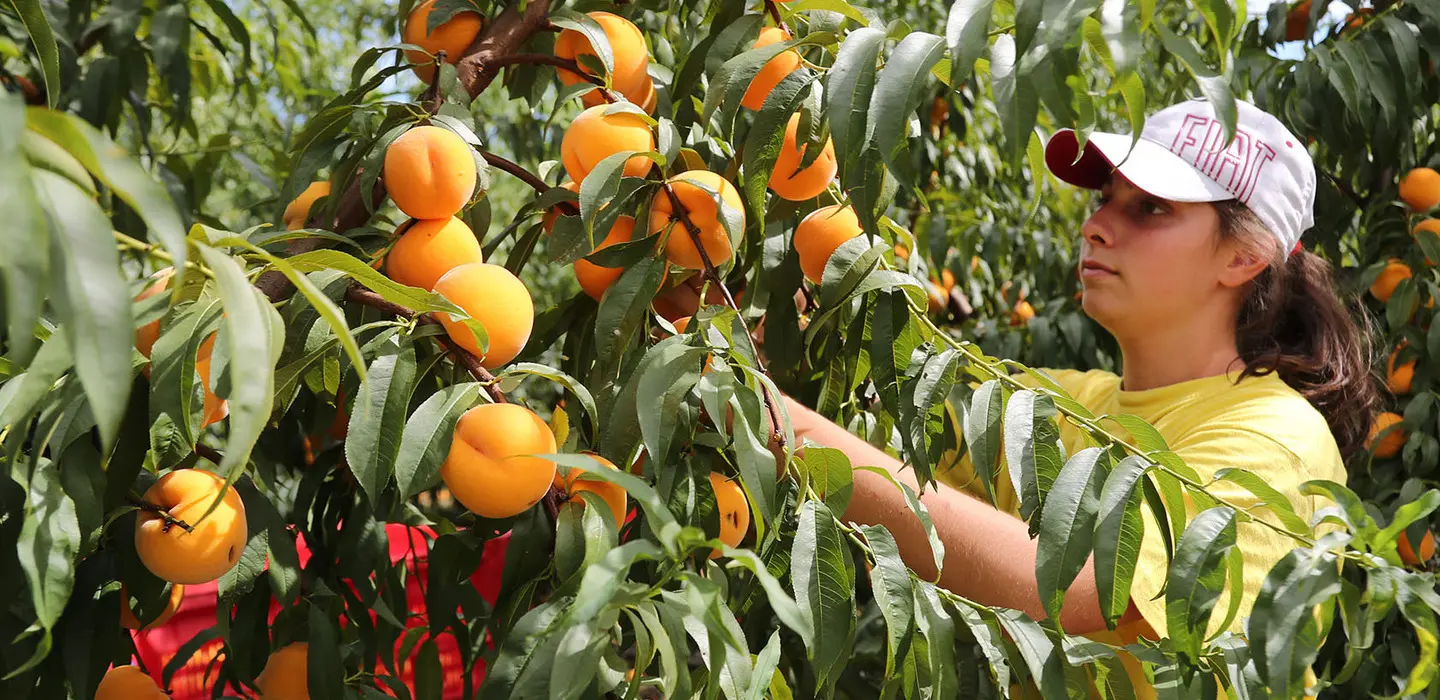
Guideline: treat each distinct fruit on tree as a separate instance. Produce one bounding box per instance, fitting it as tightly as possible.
[119,583,185,631]
[741,27,801,111]
[194,335,230,428]
[554,11,652,108]
[135,469,248,585]
[282,181,331,231]
[709,472,750,558]
[926,281,947,315]
[543,180,581,233]
[1011,300,1036,326]
[557,452,628,525]
[441,403,558,519]
[1284,0,1312,42]
[402,0,483,82]
[384,125,478,220]
[574,215,638,300]
[1399,529,1436,567]
[1414,218,1440,244]
[794,204,861,284]
[1368,412,1406,459]
[386,216,484,291]
[433,262,534,369]
[672,316,692,333]
[96,666,168,700]
[256,642,309,700]
[1370,260,1412,302]
[561,104,655,184]
[1388,344,1415,395]
[650,171,746,269]
[134,268,176,361]
[1400,167,1440,212]
[769,113,837,201]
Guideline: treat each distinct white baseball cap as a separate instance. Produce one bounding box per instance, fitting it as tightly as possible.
[1045,98,1316,257]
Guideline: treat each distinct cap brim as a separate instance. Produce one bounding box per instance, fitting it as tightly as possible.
[1045,130,1233,203]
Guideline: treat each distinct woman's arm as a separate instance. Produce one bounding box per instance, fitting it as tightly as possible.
[781,395,1141,634]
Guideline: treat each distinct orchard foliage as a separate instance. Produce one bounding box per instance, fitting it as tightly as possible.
[3,0,1440,698]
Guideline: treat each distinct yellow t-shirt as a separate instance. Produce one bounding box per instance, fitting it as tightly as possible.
[935,368,1346,697]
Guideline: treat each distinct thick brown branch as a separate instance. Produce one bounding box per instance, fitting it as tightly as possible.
[343,285,507,404]
[457,1,557,99]
[482,151,580,216]
[194,443,225,466]
[128,496,194,534]
[660,183,787,452]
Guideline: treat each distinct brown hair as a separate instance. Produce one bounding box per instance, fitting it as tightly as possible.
[1214,199,1380,458]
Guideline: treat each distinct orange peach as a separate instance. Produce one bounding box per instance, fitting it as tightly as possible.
[385,217,484,291]
[441,403,558,518]
[134,469,248,585]
[433,263,534,369]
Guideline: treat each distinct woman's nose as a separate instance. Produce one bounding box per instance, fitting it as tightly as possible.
[1082,212,1113,248]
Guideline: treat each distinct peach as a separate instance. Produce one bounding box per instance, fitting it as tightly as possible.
[649,171,746,269]
[386,217,484,291]
[433,263,534,369]
[769,113,836,201]
[384,125,477,220]
[256,642,310,700]
[708,472,750,558]
[574,215,638,301]
[96,666,168,700]
[440,403,558,518]
[402,0,483,83]
[282,181,331,231]
[741,27,801,111]
[793,204,861,284]
[119,583,185,630]
[135,469,248,585]
[554,12,651,107]
[561,104,655,185]
[556,452,627,525]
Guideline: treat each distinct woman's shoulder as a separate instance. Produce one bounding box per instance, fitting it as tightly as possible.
[1181,373,1344,479]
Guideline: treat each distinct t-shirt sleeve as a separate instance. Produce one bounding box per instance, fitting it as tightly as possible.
[1126,426,1323,639]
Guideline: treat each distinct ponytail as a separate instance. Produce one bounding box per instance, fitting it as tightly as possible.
[1215,200,1380,458]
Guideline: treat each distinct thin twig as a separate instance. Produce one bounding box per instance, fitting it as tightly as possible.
[194,443,224,465]
[482,151,580,216]
[660,183,787,451]
[343,285,508,404]
[421,49,448,114]
[763,0,791,37]
[484,54,621,103]
[128,496,195,534]
[1321,169,1367,209]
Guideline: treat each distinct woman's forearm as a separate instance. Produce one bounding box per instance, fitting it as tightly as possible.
[780,395,1112,632]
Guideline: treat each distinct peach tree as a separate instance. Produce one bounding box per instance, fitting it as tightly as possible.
[2,0,1440,698]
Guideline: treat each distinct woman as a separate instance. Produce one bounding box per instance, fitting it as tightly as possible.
[776,98,1378,693]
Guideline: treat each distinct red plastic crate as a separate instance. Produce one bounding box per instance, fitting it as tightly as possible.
[129,524,509,699]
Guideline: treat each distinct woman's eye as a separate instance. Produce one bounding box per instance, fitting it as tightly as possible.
[1140,200,1167,216]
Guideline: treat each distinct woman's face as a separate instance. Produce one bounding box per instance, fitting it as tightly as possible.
[1077,175,1240,339]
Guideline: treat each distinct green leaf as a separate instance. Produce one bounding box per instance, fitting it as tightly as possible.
[1246,548,1342,696]
[25,109,187,276]
[722,548,813,647]
[550,619,611,700]
[990,34,1039,168]
[35,170,132,451]
[498,363,600,439]
[741,69,818,231]
[1165,506,1238,661]
[907,347,962,482]
[792,500,856,688]
[945,0,995,87]
[395,382,482,499]
[345,333,419,504]
[0,331,72,432]
[802,446,854,516]
[1035,446,1110,624]
[869,290,923,419]
[1153,24,1235,145]
[637,343,707,467]
[568,540,665,625]
[746,630,784,700]
[1373,490,1440,555]
[593,255,667,365]
[1003,390,1064,530]
[818,237,886,309]
[1397,589,1440,694]
[869,31,947,190]
[825,27,886,183]
[414,638,443,700]
[1094,456,1147,630]
[7,0,58,107]
[549,10,615,81]
[1212,468,1309,535]
[994,608,1068,699]
[1104,414,1169,453]
[0,96,47,364]
[914,582,959,699]
[729,383,778,527]
[1116,72,1147,150]
[861,525,917,678]
[963,380,1005,504]
[199,246,280,477]
[14,459,78,663]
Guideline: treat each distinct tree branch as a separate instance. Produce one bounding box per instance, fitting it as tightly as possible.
[194,442,224,466]
[457,1,557,99]
[128,496,194,534]
[764,0,792,37]
[660,183,787,452]
[343,285,508,404]
[1321,169,1368,209]
[482,151,579,216]
[484,54,621,103]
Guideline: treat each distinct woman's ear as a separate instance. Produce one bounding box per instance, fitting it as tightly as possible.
[1218,241,1272,289]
